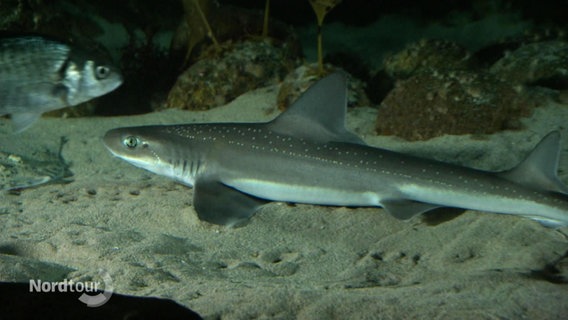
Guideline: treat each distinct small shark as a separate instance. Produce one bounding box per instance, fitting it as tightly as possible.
[103,73,568,228]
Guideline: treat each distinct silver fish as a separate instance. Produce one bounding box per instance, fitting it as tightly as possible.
[0,36,122,132]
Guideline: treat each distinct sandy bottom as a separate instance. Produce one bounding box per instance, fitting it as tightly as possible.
[1,85,567,319]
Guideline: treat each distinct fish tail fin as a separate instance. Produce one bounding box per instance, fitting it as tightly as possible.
[11,113,41,133]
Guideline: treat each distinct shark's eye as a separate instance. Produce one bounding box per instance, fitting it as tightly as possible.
[123,136,139,149]
[95,65,110,79]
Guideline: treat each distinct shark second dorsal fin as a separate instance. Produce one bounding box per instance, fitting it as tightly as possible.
[499,131,568,194]
[268,72,366,145]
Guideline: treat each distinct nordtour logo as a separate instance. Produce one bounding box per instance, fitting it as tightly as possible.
[29,269,113,307]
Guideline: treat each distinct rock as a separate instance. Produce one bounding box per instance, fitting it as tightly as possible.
[376,69,540,141]
[163,39,300,111]
[490,40,568,87]
[383,39,475,80]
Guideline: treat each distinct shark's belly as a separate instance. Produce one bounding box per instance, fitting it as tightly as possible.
[225,177,382,206]
[226,179,380,206]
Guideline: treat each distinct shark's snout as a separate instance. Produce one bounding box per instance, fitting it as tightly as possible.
[102,128,125,155]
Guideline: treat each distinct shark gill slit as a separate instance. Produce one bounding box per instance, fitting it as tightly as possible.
[194,159,202,176]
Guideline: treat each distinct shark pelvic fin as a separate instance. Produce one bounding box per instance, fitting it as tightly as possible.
[498,131,568,194]
[193,177,268,227]
[381,199,442,220]
[268,72,366,145]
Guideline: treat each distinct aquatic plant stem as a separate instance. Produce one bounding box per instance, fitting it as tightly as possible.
[262,0,270,37]
[309,0,342,75]
[192,0,220,51]
[317,23,323,75]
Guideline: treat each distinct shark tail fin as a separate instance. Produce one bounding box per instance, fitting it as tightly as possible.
[498,131,568,194]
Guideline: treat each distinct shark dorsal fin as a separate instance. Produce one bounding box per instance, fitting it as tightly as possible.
[268,72,366,145]
[499,131,568,194]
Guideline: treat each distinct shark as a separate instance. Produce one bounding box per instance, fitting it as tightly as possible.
[103,73,568,228]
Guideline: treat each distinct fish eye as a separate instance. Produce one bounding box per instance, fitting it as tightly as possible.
[123,136,139,149]
[95,65,110,79]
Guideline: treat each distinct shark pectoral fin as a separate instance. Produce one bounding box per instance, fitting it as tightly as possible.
[499,131,568,194]
[193,178,269,227]
[11,112,41,133]
[381,199,442,220]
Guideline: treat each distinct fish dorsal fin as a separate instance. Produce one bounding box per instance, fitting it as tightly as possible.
[499,131,568,194]
[268,72,366,145]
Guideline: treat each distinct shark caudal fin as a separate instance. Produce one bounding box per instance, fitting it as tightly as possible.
[499,131,568,195]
